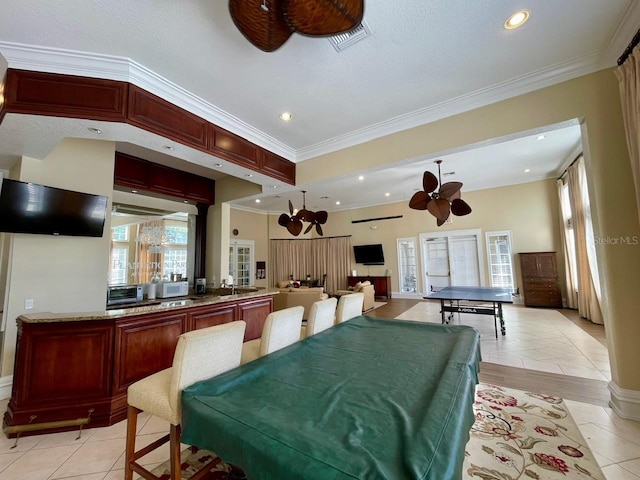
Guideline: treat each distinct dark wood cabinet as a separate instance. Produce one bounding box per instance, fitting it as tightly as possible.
[347,276,392,299]
[519,252,562,308]
[4,294,274,436]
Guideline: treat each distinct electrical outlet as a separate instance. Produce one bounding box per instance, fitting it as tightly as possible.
[25,299,34,309]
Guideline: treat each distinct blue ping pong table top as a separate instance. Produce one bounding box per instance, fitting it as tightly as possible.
[426,286,514,303]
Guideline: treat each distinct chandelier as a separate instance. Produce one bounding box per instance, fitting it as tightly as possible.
[136,224,177,253]
[409,160,472,226]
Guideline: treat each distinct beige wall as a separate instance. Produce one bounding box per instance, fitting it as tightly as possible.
[229,208,270,289]
[264,179,562,295]
[298,68,640,394]
[0,138,115,377]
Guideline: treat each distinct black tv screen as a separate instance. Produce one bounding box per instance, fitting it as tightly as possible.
[0,179,108,237]
[353,244,385,265]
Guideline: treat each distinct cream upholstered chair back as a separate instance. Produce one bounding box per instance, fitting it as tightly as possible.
[259,306,304,356]
[306,297,337,338]
[335,293,365,324]
[168,320,246,420]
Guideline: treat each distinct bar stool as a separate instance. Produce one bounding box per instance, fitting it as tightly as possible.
[241,306,304,364]
[125,321,246,480]
[300,297,338,339]
[335,292,365,324]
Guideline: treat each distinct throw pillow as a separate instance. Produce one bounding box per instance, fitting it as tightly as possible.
[354,282,363,292]
[292,281,301,288]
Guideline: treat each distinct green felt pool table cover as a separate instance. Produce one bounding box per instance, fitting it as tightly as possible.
[181,316,481,480]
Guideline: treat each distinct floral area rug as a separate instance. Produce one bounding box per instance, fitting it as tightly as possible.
[152,384,604,479]
[464,384,604,479]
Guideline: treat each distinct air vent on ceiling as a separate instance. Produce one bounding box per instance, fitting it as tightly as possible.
[328,20,371,52]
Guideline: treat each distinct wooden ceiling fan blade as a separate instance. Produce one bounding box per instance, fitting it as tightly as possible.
[284,0,363,36]
[304,222,314,234]
[288,199,295,215]
[288,219,303,236]
[451,198,472,216]
[449,189,461,201]
[438,181,463,200]
[316,223,324,236]
[436,214,450,227]
[409,191,430,210]
[229,0,293,52]
[278,213,291,227]
[296,208,313,222]
[427,198,451,222]
[315,210,328,223]
[422,171,438,193]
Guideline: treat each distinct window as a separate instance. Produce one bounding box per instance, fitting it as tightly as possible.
[112,225,129,242]
[230,240,254,286]
[485,231,514,289]
[109,245,128,284]
[161,225,188,278]
[397,237,418,293]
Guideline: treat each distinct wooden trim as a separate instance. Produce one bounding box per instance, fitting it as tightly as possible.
[1,69,295,185]
[4,69,127,121]
[127,85,208,149]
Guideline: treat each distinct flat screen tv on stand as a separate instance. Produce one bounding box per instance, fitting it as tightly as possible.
[0,178,108,237]
[353,244,385,265]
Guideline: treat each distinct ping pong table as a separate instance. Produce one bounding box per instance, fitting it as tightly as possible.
[425,286,514,338]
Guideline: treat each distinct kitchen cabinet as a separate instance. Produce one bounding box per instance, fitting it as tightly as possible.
[519,252,562,308]
[4,292,275,437]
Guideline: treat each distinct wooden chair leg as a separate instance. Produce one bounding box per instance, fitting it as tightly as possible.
[125,405,140,480]
[170,423,182,480]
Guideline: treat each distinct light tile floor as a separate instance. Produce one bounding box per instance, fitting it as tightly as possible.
[0,303,637,479]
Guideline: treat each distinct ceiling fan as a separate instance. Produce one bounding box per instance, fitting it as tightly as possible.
[278,191,328,236]
[229,0,364,52]
[409,160,472,226]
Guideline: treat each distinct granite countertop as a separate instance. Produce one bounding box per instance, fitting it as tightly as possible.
[18,288,280,323]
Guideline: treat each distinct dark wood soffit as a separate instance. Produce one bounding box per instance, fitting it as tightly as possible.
[2,69,295,185]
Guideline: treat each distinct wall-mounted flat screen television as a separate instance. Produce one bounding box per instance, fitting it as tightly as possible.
[353,244,385,265]
[0,178,108,237]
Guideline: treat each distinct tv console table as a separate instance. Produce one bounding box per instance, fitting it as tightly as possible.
[347,275,392,299]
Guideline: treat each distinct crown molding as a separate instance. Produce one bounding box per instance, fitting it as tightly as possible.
[0,40,620,166]
[0,42,296,161]
[296,51,612,161]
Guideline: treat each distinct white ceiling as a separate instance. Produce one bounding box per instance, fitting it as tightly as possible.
[0,0,637,213]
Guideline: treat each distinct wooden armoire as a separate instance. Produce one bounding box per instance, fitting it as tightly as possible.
[518,252,563,308]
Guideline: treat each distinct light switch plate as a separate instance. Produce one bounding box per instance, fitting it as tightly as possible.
[25,299,34,309]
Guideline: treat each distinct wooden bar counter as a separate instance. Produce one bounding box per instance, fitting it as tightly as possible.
[3,289,277,437]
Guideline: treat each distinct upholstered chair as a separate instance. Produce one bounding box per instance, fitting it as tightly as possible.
[335,292,365,324]
[241,306,304,364]
[125,321,246,480]
[300,297,338,339]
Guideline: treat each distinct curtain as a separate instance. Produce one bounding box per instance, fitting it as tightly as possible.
[556,179,578,309]
[270,236,352,294]
[566,157,603,324]
[616,49,640,225]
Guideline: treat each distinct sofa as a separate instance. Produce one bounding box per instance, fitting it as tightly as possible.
[273,283,329,320]
[335,281,375,312]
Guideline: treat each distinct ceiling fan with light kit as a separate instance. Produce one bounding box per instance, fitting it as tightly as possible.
[409,159,472,226]
[229,0,365,52]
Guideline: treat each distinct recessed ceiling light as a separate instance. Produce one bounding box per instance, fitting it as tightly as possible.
[245,174,253,178]
[279,112,293,122]
[163,145,175,151]
[536,135,545,140]
[336,201,341,205]
[255,199,261,203]
[183,200,189,204]
[358,175,364,181]
[385,192,390,197]
[524,169,531,173]
[271,185,278,189]
[131,190,138,194]
[87,127,102,134]
[505,10,529,29]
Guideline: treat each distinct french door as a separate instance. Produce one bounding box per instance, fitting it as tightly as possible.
[419,229,484,294]
[229,239,254,287]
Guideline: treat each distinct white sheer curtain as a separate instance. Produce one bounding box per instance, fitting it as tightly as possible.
[557,179,578,309]
[566,157,603,324]
[616,48,640,225]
